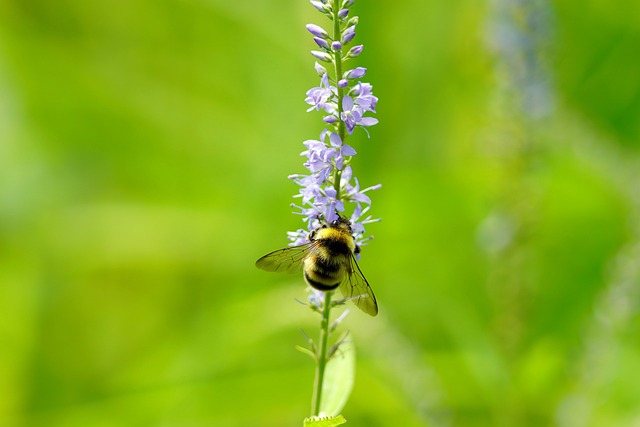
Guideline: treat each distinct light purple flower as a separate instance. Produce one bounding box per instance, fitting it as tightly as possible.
[288,229,309,246]
[305,74,335,112]
[344,67,367,79]
[315,187,344,223]
[347,178,381,205]
[290,174,323,204]
[302,137,335,175]
[328,132,356,170]
[340,95,378,134]
[340,96,362,134]
[352,82,378,112]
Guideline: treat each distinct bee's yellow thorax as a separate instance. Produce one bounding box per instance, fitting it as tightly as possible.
[315,226,356,255]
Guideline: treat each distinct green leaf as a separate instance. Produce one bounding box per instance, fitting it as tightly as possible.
[295,344,317,360]
[303,414,347,427]
[320,339,355,416]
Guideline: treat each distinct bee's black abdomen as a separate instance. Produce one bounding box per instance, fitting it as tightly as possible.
[304,271,340,290]
[303,252,347,291]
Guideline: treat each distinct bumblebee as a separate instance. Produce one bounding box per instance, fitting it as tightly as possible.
[255,215,378,316]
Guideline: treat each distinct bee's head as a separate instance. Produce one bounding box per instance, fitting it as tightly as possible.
[329,215,353,233]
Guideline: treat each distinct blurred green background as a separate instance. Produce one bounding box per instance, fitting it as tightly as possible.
[1,0,639,426]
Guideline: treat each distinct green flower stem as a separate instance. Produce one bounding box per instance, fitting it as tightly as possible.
[311,290,333,415]
[332,0,346,199]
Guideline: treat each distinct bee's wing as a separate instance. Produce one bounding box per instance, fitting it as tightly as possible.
[255,243,314,274]
[339,254,378,316]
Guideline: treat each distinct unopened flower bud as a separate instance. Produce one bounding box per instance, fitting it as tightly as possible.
[344,67,367,79]
[342,0,355,7]
[338,8,349,19]
[342,25,356,44]
[347,45,363,57]
[338,79,349,88]
[314,62,327,76]
[306,23,328,38]
[310,1,327,12]
[311,50,332,62]
[314,37,330,49]
[331,41,342,51]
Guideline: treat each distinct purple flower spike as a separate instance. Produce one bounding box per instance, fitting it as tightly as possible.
[306,23,328,38]
[288,0,380,250]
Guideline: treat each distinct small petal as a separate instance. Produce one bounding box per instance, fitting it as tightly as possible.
[341,145,357,156]
[329,132,342,147]
[358,117,378,126]
[342,95,354,111]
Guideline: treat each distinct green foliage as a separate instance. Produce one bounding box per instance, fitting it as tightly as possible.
[321,338,355,416]
[0,0,639,426]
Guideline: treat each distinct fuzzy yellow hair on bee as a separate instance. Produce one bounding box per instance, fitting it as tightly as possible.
[256,215,378,316]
